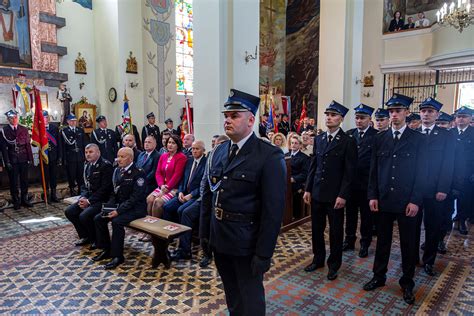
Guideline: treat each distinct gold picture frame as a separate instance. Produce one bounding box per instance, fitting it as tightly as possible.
[75,103,96,133]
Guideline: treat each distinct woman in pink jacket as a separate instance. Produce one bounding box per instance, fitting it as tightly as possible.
[146,134,187,218]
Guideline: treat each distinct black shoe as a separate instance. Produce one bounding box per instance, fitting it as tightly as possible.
[74,238,90,246]
[438,241,447,254]
[13,202,20,210]
[304,261,324,272]
[104,257,124,270]
[359,246,369,258]
[342,241,355,251]
[50,190,59,203]
[420,242,425,250]
[92,250,111,262]
[460,221,468,235]
[402,288,415,304]
[89,242,97,250]
[169,249,192,261]
[363,278,386,291]
[424,264,435,276]
[199,255,212,268]
[327,269,338,280]
[21,200,33,207]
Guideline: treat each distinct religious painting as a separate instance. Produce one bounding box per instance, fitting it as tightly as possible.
[75,103,96,133]
[0,0,32,68]
[126,51,137,74]
[406,0,444,15]
[40,91,48,110]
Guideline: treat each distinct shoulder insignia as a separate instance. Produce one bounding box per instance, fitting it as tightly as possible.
[137,178,145,187]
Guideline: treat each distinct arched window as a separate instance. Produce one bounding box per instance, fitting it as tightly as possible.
[175,0,193,95]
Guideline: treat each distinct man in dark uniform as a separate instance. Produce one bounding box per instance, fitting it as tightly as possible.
[0,109,33,209]
[343,104,378,258]
[278,114,290,136]
[452,106,474,235]
[407,113,421,130]
[43,111,61,202]
[65,144,113,248]
[374,108,390,132]
[93,147,147,270]
[435,111,454,129]
[364,94,426,305]
[200,89,286,315]
[61,114,86,196]
[161,118,178,137]
[141,112,162,150]
[417,97,455,276]
[258,113,269,138]
[303,101,357,280]
[115,120,142,150]
[286,134,310,219]
[90,115,118,164]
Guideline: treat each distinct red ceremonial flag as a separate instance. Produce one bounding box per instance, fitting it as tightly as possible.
[271,98,278,133]
[297,96,307,134]
[32,87,48,164]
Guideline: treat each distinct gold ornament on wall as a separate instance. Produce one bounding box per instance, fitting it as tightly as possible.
[75,52,87,74]
[126,51,138,74]
[363,71,374,87]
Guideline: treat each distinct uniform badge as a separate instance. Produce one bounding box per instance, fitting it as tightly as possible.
[137,178,145,187]
[229,90,234,97]
[212,177,217,184]
[128,170,131,174]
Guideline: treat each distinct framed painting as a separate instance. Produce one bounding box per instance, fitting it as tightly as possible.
[75,103,96,133]
[0,0,32,68]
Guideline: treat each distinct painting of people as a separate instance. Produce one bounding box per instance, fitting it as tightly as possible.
[0,0,32,67]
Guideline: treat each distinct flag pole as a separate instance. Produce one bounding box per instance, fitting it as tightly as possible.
[39,155,48,205]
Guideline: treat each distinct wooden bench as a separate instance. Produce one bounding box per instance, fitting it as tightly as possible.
[63,197,191,269]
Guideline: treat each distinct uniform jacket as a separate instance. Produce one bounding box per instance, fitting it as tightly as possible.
[1,125,33,164]
[258,122,268,138]
[178,155,207,198]
[80,157,113,205]
[285,150,310,191]
[452,126,474,182]
[161,128,179,137]
[346,126,378,191]
[368,128,427,213]
[115,124,142,150]
[419,125,455,198]
[60,126,86,164]
[108,164,147,216]
[305,129,358,203]
[136,150,160,193]
[90,128,118,164]
[45,124,61,162]
[278,121,290,136]
[141,124,162,150]
[200,133,287,258]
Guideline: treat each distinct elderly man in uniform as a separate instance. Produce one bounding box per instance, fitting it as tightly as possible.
[90,115,118,164]
[374,108,390,132]
[364,94,426,305]
[452,106,474,235]
[0,109,33,209]
[93,147,147,269]
[43,111,61,202]
[343,104,378,258]
[141,112,162,150]
[303,101,357,280]
[417,97,455,276]
[65,144,113,249]
[61,114,86,196]
[200,89,286,315]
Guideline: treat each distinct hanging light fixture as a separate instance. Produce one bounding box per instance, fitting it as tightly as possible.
[437,0,474,33]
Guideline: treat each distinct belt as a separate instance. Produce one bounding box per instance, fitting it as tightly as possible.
[214,207,257,223]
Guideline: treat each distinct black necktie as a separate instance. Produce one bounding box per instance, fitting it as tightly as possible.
[187,161,198,191]
[228,144,239,164]
[359,131,364,139]
[424,128,431,135]
[459,130,464,136]
[328,135,333,144]
[393,131,401,144]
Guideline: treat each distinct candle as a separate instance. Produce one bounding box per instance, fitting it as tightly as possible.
[436,10,441,22]
[450,2,455,13]
[467,3,471,12]
[458,0,462,8]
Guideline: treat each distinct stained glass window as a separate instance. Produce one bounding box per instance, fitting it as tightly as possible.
[175,0,193,95]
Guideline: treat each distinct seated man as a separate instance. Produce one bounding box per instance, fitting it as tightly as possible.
[93,147,147,269]
[122,134,141,163]
[65,144,113,249]
[136,136,160,196]
[163,140,207,260]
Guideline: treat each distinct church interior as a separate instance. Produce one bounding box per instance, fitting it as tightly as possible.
[0,0,473,314]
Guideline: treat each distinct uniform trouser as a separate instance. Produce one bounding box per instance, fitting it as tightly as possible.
[344,190,372,247]
[7,162,29,203]
[44,159,57,191]
[440,197,455,236]
[65,202,102,241]
[458,182,473,222]
[373,211,417,290]
[312,200,344,271]
[422,198,445,265]
[414,209,423,263]
[66,160,84,191]
[214,252,265,316]
[94,211,144,259]
[292,188,304,219]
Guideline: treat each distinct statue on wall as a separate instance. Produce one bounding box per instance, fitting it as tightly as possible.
[12,72,32,115]
[57,83,72,125]
[126,51,137,74]
[75,52,87,74]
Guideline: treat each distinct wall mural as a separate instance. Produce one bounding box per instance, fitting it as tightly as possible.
[383,0,443,32]
[0,0,32,68]
[143,0,174,123]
